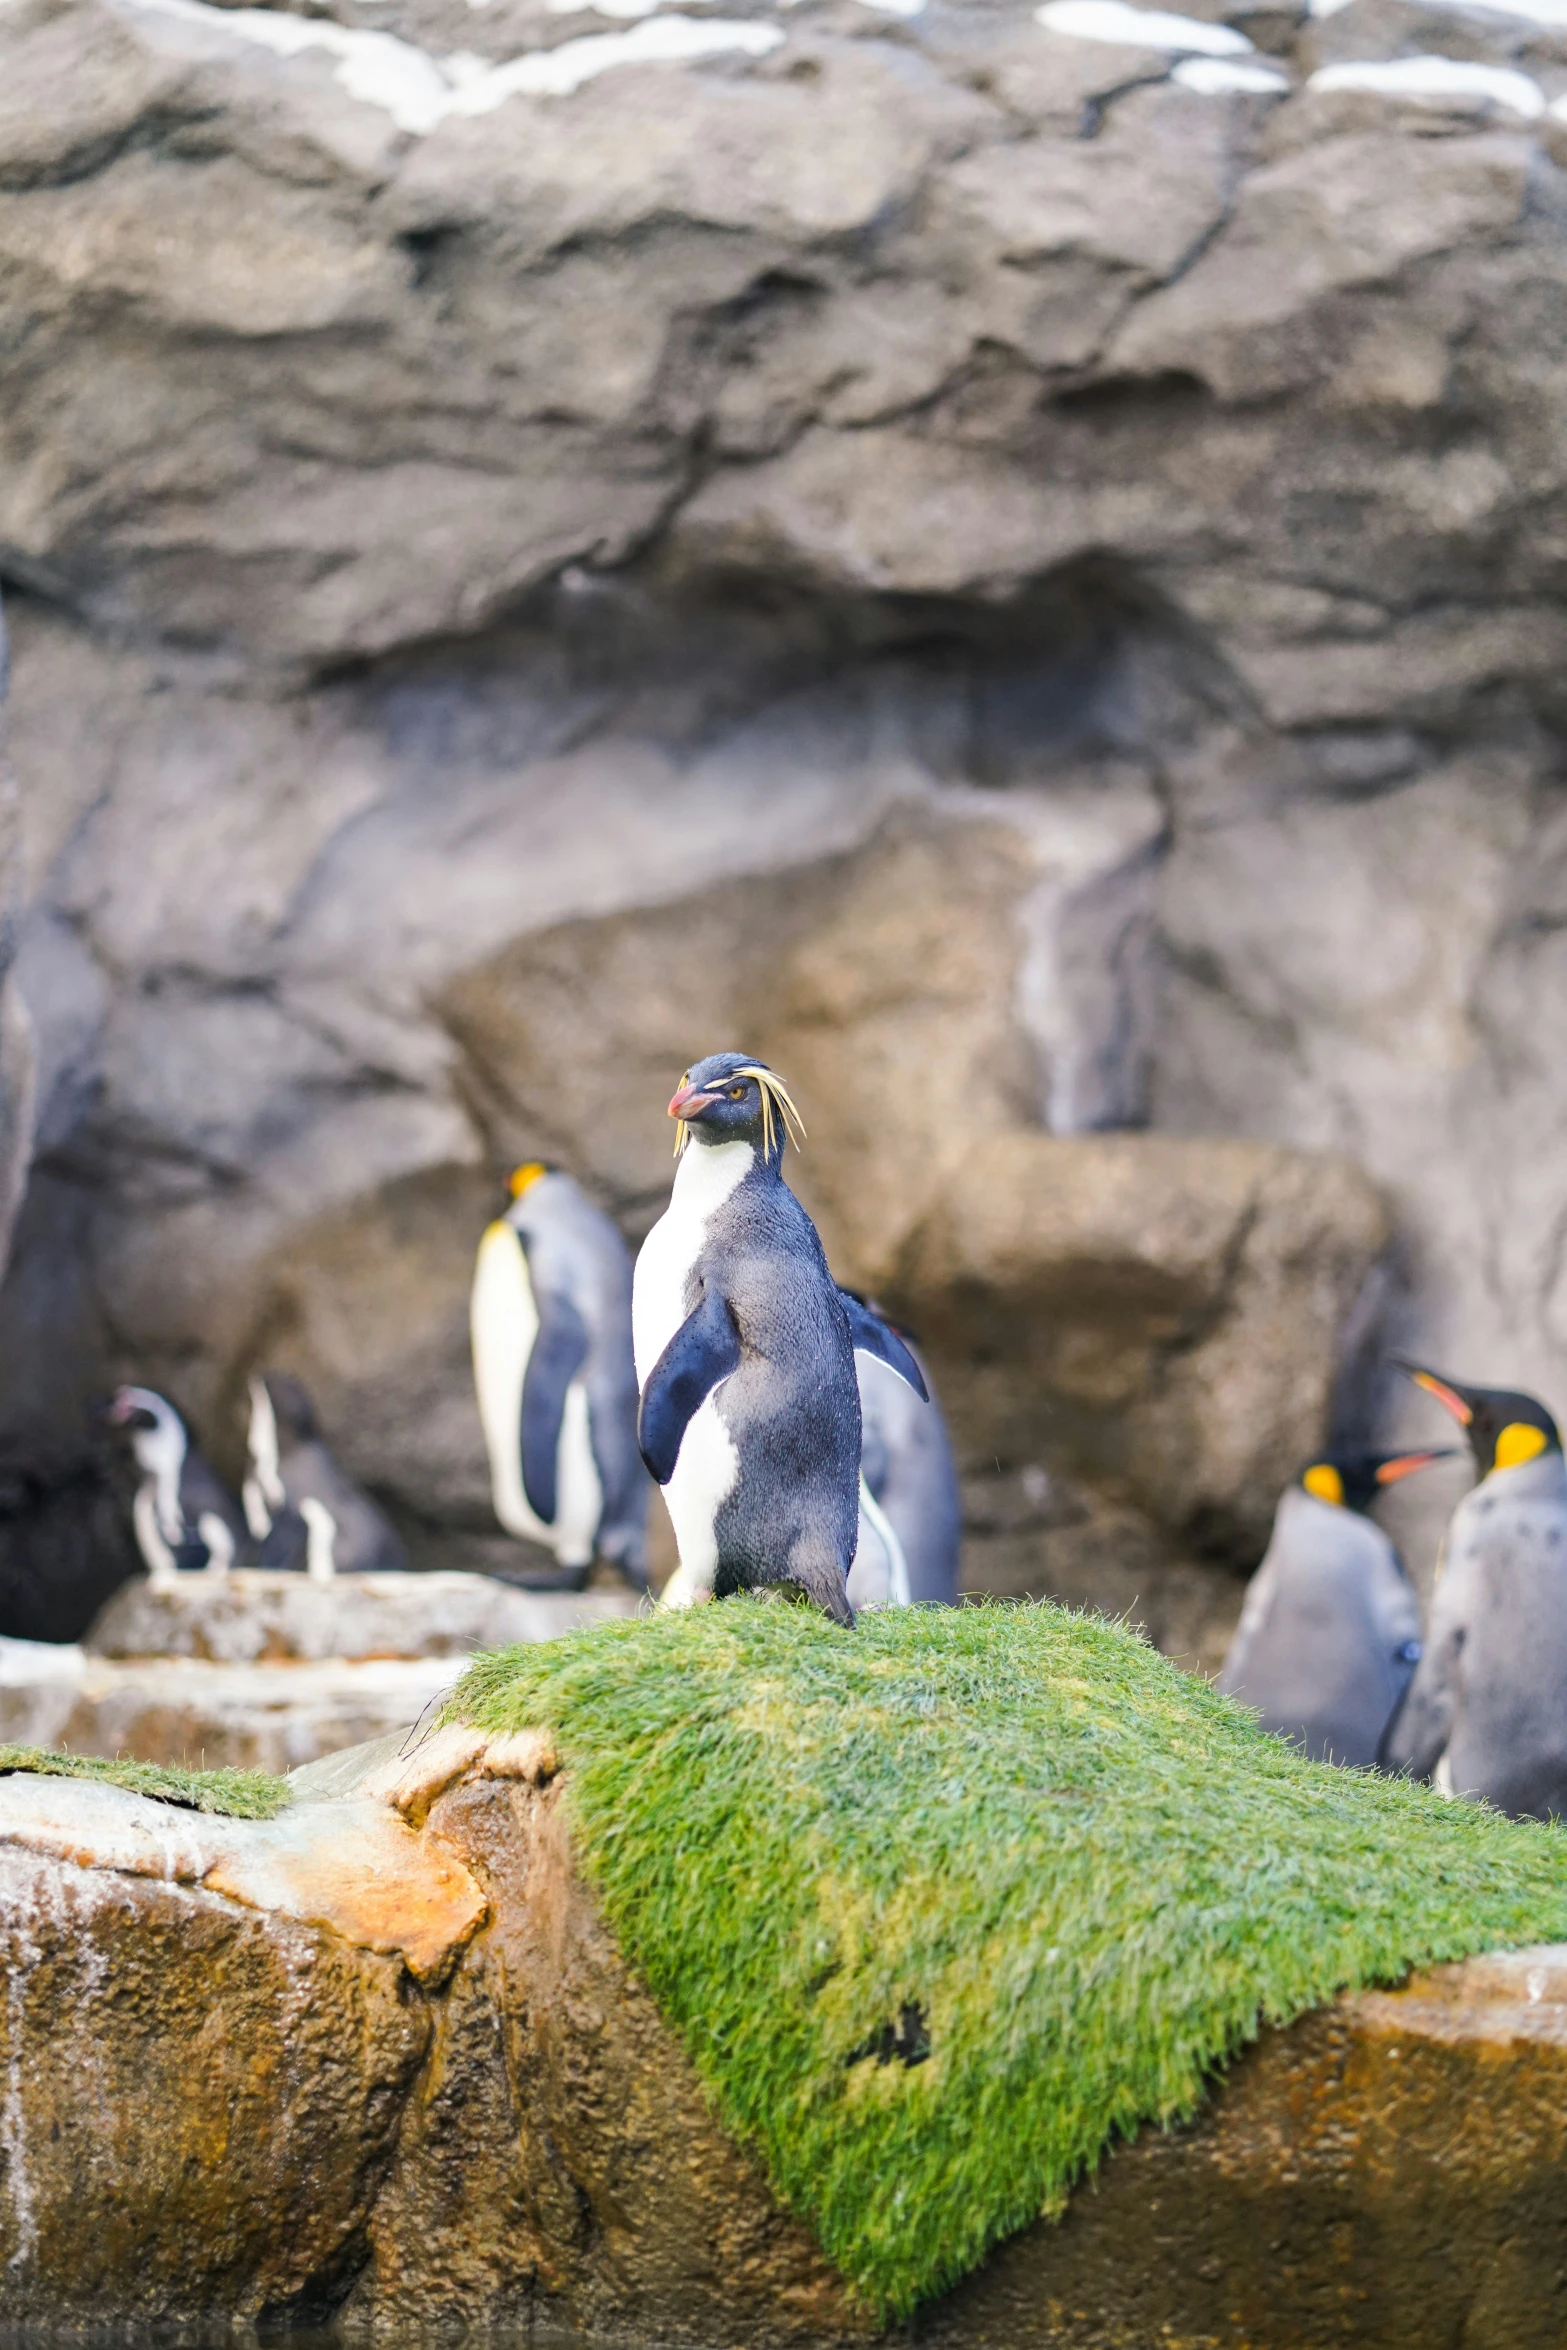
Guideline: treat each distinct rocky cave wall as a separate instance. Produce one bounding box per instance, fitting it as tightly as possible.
[4,0,1567,1630]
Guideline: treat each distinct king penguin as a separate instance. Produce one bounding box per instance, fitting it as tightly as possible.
[846,1301,961,1609]
[105,1386,247,1587]
[1383,1365,1567,1820]
[634,1052,928,1626]
[471,1164,648,1588]
[1216,1448,1450,1767]
[243,1372,406,1581]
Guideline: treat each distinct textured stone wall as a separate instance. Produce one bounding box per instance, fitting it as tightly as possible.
[5,0,1567,1620]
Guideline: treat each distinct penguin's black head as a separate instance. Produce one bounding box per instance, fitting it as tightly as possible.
[262,1373,319,1444]
[1397,1362,1563,1479]
[668,1052,805,1166]
[1297,1448,1456,1515]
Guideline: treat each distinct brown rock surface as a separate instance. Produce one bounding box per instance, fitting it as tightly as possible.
[900,1131,1389,1557]
[0,1841,429,2329]
[3,1743,1567,2345]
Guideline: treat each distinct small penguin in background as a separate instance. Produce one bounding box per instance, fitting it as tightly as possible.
[1217,1449,1451,1766]
[105,1386,247,1588]
[244,1372,406,1582]
[1383,1366,1567,1821]
[471,1164,648,1589]
[846,1302,961,1609]
[635,1053,928,1625]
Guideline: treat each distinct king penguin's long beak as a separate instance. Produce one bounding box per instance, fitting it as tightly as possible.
[1394,1360,1475,1426]
[1374,1448,1460,1486]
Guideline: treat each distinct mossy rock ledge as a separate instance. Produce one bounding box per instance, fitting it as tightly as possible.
[4,1606,1567,2349]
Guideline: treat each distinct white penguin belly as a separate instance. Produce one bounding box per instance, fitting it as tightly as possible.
[471,1221,601,1564]
[133,1484,180,1588]
[552,1382,604,1569]
[660,1393,740,1601]
[847,1500,890,1610]
[847,1479,911,1610]
[472,1221,543,1540]
[634,1140,752,1596]
[634,1141,753,1379]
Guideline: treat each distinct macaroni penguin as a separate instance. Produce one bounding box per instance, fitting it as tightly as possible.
[634,1052,926,1626]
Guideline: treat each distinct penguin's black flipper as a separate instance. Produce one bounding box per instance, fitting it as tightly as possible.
[1380,1621,1461,1781]
[838,1291,928,1402]
[639,1288,742,1486]
[588,1390,651,1588]
[520,1289,591,1525]
[258,1506,309,1572]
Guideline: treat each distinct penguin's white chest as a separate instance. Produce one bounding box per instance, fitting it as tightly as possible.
[470,1221,602,1566]
[634,1142,751,1597]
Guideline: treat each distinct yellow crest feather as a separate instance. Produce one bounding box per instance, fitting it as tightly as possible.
[733,1065,806,1159]
[670,1063,806,1159]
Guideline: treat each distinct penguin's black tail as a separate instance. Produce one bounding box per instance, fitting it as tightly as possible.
[784,1540,856,1629]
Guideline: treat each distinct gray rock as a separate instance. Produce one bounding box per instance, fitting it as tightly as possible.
[0,595,35,1291]
[0,1573,639,1767]
[0,1638,472,1772]
[3,0,1565,1619]
[84,1566,639,1663]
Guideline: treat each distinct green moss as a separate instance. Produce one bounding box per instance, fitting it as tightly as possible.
[451,1599,1567,2322]
[0,1743,291,1819]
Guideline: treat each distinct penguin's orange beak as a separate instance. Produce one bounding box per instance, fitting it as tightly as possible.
[1374,1449,1457,1486]
[668,1084,719,1121]
[1396,1361,1474,1426]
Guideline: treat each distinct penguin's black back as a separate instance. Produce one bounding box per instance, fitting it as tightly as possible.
[178,1448,247,1546]
[281,1434,406,1574]
[704,1163,860,1601]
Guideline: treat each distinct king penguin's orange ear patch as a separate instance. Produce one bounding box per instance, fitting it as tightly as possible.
[1303,1463,1344,1506]
[508,1162,547,1198]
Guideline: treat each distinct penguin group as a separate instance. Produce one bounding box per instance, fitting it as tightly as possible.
[104,1375,407,1587]
[76,1045,1567,1813]
[1219,1360,1567,1823]
[465,1064,960,1624]
[96,1054,962,1623]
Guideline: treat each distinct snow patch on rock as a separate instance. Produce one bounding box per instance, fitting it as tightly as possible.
[117,0,785,131]
[1308,54,1544,113]
[1036,0,1254,52]
[1173,53,1289,88]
